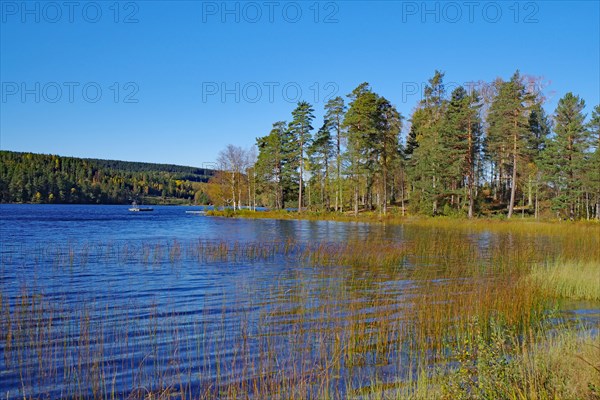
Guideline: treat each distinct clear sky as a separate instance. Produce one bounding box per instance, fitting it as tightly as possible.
[1,0,599,167]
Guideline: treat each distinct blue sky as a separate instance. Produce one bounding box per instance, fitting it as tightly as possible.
[1,1,599,167]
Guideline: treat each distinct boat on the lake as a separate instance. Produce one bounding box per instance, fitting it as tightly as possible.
[129,201,153,212]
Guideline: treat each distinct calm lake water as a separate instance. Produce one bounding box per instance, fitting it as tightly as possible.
[0,205,596,399]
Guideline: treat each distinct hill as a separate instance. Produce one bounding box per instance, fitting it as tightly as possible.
[0,151,215,204]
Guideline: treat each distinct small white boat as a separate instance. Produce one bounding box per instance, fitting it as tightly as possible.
[129,201,153,212]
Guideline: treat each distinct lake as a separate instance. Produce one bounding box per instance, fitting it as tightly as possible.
[0,205,597,399]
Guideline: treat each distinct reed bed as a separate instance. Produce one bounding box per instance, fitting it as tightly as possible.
[208,208,599,229]
[1,239,412,272]
[1,223,599,399]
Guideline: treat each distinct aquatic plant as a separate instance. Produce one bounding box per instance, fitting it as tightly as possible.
[1,223,598,399]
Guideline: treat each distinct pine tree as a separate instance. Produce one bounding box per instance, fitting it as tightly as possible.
[588,105,600,219]
[255,121,287,209]
[308,120,335,209]
[375,96,403,215]
[288,101,315,212]
[324,96,346,211]
[343,83,380,214]
[486,71,531,218]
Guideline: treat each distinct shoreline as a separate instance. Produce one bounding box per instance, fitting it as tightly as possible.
[204,208,600,227]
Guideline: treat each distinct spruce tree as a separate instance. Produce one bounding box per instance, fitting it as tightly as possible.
[527,101,552,217]
[441,86,482,217]
[407,71,447,215]
[541,93,589,219]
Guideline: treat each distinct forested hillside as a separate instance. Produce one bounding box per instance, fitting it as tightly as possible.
[0,151,214,204]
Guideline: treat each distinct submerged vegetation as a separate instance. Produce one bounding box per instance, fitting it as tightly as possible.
[1,222,598,399]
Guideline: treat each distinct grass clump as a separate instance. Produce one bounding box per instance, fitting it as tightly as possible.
[531,259,600,301]
[439,321,600,400]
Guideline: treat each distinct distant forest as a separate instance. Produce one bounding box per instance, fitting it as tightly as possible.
[0,151,214,204]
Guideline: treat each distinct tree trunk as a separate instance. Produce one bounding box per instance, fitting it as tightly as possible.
[307,179,311,209]
[534,178,539,220]
[528,174,533,207]
[401,171,406,216]
[298,139,303,213]
[354,181,359,216]
[491,162,497,201]
[382,158,388,216]
[253,169,256,211]
[324,157,330,210]
[568,135,575,220]
[336,122,341,212]
[507,124,518,219]
[586,192,590,220]
[237,172,243,210]
[322,177,325,209]
[432,175,438,215]
[468,184,474,219]
[231,171,236,210]
[248,172,252,211]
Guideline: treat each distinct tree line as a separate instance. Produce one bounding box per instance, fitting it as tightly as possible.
[0,151,214,204]
[209,71,600,220]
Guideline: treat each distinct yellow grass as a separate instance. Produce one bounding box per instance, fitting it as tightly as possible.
[530,259,600,301]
